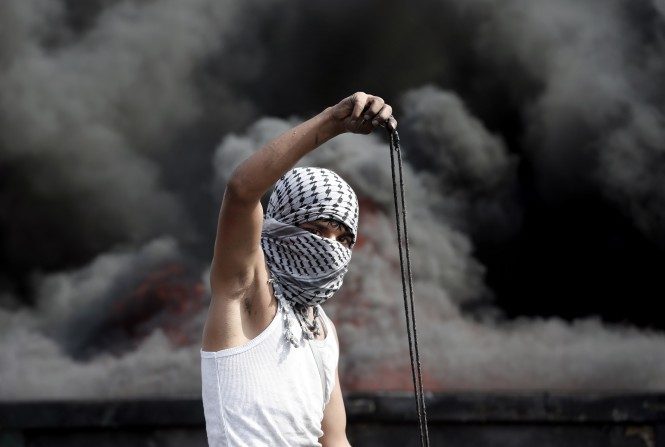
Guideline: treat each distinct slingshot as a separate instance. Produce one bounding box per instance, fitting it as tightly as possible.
[387,127,430,447]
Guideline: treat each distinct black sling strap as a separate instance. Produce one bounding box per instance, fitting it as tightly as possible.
[387,127,430,447]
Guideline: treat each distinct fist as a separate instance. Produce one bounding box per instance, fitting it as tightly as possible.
[330,92,397,134]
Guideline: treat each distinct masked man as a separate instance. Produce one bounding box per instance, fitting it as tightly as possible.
[201,92,397,446]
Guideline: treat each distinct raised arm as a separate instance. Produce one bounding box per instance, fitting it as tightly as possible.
[209,92,395,297]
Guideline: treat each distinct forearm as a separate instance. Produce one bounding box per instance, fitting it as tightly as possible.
[321,436,352,447]
[227,107,343,202]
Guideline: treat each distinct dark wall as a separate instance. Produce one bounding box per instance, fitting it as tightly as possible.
[2,393,665,447]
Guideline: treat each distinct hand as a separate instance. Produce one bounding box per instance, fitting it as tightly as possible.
[329,92,397,134]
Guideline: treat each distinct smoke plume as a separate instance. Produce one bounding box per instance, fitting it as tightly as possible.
[1,0,665,399]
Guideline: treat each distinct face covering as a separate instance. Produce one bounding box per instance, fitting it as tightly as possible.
[261,166,359,345]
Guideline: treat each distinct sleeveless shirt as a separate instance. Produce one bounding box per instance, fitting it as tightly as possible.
[200,302,339,447]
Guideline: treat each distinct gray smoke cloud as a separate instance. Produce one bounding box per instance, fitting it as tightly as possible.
[463,0,665,242]
[3,90,665,398]
[2,0,665,400]
[0,0,266,273]
[211,110,665,392]
[399,85,520,240]
[401,86,512,196]
[0,0,270,399]
[0,236,207,399]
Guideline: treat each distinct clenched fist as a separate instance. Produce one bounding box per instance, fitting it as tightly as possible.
[329,92,397,134]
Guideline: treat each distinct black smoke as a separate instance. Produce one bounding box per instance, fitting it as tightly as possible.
[1,0,665,398]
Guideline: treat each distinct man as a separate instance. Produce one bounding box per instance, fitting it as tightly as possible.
[201,92,396,446]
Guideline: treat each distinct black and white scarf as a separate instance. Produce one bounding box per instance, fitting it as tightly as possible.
[261,167,359,345]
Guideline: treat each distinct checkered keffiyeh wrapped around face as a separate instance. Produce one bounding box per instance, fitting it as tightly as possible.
[261,167,359,308]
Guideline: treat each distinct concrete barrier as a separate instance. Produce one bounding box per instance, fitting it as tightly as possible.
[1,393,664,446]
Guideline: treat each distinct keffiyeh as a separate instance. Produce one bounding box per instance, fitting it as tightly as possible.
[261,167,359,345]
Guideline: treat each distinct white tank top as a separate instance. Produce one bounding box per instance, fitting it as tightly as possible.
[200,302,339,447]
